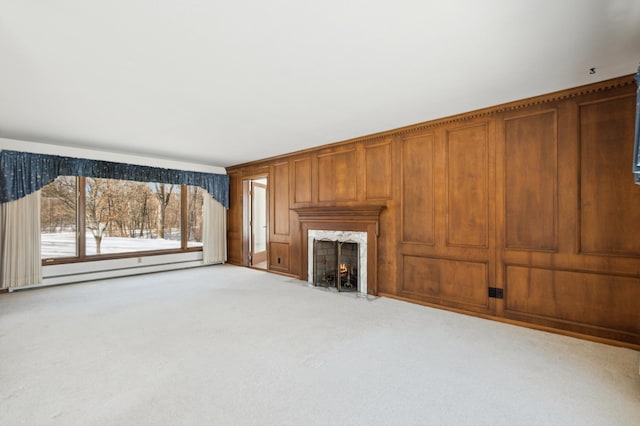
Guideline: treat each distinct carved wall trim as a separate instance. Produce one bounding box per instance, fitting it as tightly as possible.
[227,74,634,171]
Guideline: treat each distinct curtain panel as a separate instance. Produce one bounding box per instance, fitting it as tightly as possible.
[1,192,43,289]
[202,196,227,264]
[634,65,640,184]
[0,150,229,208]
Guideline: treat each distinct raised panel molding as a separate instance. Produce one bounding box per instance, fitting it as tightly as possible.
[504,265,640,342]
[579,95,640,256]
[293,157,312,204]
[365,141,392,200]
[226,173,243,265]
[401,255,489,308]
[317,150,357,202]
[504,110,558,251]
[269,242,290,273]
[272,162,290,236]
[446,124,489,248]
[401,134,435,245]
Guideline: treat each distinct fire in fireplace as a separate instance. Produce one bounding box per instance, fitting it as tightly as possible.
[313,239,359,292]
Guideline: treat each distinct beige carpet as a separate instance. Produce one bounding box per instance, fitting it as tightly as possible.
[1,264,638,425]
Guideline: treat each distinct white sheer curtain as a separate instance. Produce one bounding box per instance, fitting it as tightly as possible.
[1,191,43,289]
[202,195,227,264]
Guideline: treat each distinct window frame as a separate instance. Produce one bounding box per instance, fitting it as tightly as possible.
[42,177,203,266]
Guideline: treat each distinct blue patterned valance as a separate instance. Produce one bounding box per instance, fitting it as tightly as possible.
[634,65,640,184]
[0,150,229,208]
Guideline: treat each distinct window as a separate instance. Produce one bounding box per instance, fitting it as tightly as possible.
[41,177,204,263]
[41,176,77,258]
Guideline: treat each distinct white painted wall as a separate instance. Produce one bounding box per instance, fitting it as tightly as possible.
[1,137,226,286]
[41,252,206,287]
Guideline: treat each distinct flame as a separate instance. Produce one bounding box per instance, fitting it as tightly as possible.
[339,263,347,274]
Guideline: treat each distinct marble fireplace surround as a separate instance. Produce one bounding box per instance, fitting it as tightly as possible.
[293,206,384,295]
[308,230,367,293]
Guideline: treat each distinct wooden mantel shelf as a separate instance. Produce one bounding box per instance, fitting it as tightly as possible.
[292,205,385,223]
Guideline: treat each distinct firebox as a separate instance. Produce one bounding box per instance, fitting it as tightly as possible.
[313,239,359,292]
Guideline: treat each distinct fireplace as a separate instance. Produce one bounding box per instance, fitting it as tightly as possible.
[313,239,359,292]
[293,206,384,296]
[307,230,368,294]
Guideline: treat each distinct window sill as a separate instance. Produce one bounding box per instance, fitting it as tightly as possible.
[42,247,203,266]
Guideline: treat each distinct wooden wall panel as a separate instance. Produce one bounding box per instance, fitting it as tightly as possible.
[272,162,290,236]
[365,141,392,200]
[226,75,640,348]
[401,134,435,244]
[269,242,290,273]
[505,265,640,342]
[293,158,312,204]
[318,150,357,202]
[504,110,557,251]
[402,255,488,309]
[580,95,640,256]
[226,173,243,265]
[446,124,488,248]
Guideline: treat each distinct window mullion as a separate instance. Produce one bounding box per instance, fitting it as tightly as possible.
[181,185,187,250]
[77,176,86,258]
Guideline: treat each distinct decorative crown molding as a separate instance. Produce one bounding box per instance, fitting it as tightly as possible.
[227,74,635,170]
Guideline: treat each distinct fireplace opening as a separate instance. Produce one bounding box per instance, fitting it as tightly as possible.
[313,239,359,292]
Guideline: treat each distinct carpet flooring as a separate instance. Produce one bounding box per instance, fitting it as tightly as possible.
[1,264,638,425]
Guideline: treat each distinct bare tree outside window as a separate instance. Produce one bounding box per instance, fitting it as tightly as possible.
[187,186,204,247]
[85,178,114,254]
[155,183,175,240]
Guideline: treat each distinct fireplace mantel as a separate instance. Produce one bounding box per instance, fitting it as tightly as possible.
[294,205,384,295]
[293,205,385,236]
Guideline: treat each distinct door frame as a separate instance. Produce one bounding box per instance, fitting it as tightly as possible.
[250,181,268,265]
[242,175,269,269]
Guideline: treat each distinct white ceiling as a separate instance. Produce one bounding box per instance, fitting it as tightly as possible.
[1,1,639,168]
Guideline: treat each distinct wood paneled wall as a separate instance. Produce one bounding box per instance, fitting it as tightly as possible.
[226,75,640,348]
